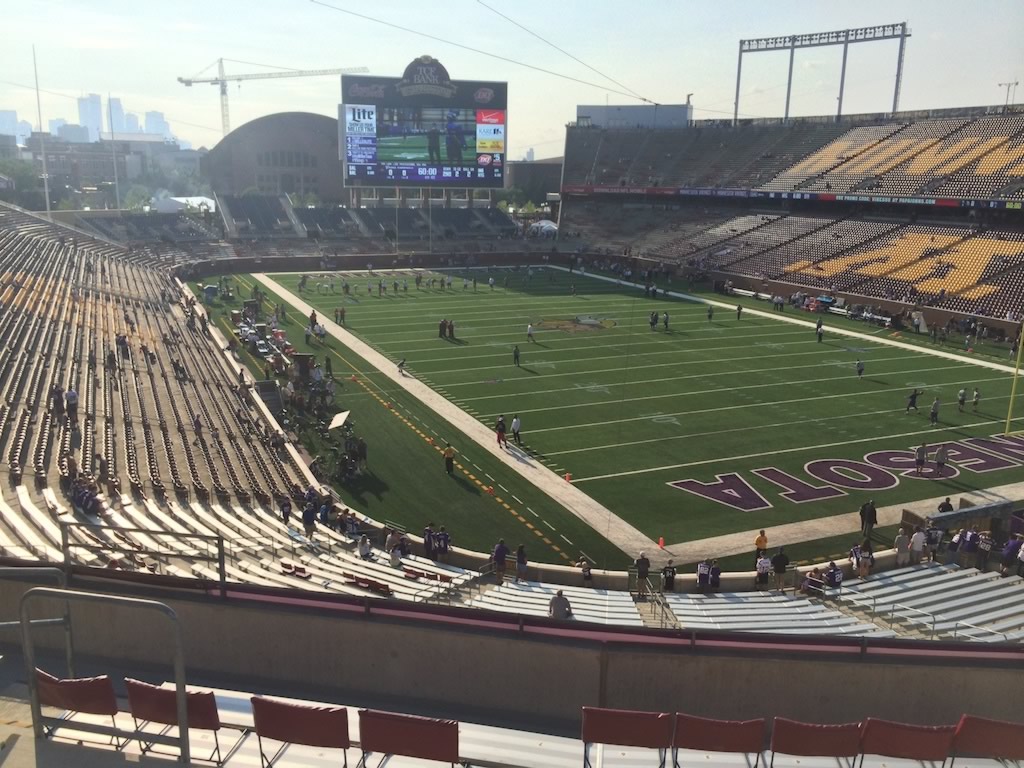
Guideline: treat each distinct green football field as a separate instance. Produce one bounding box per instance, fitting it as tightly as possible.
[375,135,472,166]
[209,268,1024,567]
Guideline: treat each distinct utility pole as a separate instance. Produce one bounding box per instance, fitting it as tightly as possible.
[32,45,51,220]
[998,81,1019,113]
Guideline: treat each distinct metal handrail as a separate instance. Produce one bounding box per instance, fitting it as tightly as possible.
[887,602,937,638]
[20,586,190,764]
[951,620,1009,642]
[0,567,75,676]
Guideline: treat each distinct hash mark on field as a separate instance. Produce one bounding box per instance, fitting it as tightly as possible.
[542,520,555,531]
[560,535,574,546]
[472,463,482,471]
[526,507,539,518]
[511,494,523,504]
[498,483,509,493]
[485,473,495,481]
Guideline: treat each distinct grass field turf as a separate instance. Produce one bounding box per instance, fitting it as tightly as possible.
[375,135,474,166]
[195,274,628,569]
[267,266,1024,556]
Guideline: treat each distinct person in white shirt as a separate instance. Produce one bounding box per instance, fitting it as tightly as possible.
[909,526,927,564]
[358,535,373,560]
[755,554,772,589]
[527,323,535,343]
[510,415,522,446]
[548,590,572,620]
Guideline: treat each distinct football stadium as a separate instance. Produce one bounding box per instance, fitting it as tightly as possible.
[0,6,1022,767]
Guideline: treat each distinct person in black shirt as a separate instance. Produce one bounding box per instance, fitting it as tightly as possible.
[426,124,441,163]
[859,499,877,538]
[771,547,790,591]
[635,552,651,600]
[661,560,676,593]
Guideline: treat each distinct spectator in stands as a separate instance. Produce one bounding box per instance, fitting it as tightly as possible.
[661,560,676,593]
[578,556,593,587]
[976,530,994,571]
[548,590,572,620]
[423,523,436,560]
[65,387,79,423]
[635,551,651,600]
[192,414,203,446]
[515,545,528,583]
[771,547,790,591]
[1001,535,1024,576]
[937,497,954,514]
[94,453,108,484]
[824,561,843,589]
[51,384,64,417]
[755,552,772,590]
[893,528,910,567]
[435,526,451,563]
[64,452,78,481]
[358,534,374,560]
[1017,539,1024,578]
[389,543,403,567]
[800,567,822,596]
[859,499,877,538]
[302,502,316,538]
[709,560,721,591]
[492,539,509,583]
[696,559,711,593]
[925,521,944,562]
[946,528,964,565]
[855,539,874,578]
[909,525,927,564]
[961,527,980,567]
[384,528,402,553]
[280,498,292,526]
[754,530,768,564]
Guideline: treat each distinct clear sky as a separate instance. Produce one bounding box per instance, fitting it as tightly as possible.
[1,0,1021,157]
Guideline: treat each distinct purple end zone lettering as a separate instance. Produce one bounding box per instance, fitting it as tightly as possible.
[864,450,960,480]
[963,434,1024,463]
[667,473,772,512]
[938,441,1018,473]
[751,467,846,504]
[805,459,899,491]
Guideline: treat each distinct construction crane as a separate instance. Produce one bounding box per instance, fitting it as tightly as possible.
[178,58,369,137]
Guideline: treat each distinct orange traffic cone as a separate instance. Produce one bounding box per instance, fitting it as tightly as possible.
[564,472,572,482]
[658,536,665,549]
[350,374,357,382]
[486,486,495,495]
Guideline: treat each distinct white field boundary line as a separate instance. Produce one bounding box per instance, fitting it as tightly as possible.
[252,273,658,556]
[552,266,1024,378]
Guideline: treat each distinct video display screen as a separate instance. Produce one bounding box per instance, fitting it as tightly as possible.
[340,60,507,188]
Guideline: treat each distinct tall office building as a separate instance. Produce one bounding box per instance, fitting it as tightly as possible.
[107,97,125,133]
[0,110,17,138]
[124,113,140,133]
[77,93,102,141]
[48,118,67,134]
[144,111,170,139]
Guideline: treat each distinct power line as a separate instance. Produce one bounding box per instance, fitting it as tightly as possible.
[308,0,657,104]
[474,0,644,100]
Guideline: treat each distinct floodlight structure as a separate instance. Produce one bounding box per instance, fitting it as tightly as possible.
[733,23,911,125]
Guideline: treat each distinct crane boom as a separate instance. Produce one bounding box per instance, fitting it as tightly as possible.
[177,58,370,136]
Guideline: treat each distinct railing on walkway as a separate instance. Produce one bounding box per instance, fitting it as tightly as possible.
[951,620,1009,643]
[0,567,75,676]
[20,586,191,765]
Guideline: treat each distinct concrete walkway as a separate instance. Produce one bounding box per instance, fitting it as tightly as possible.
[252,273,660,558]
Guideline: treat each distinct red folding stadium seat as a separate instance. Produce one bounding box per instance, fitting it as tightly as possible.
[858,717,956,767]
[951,714,1024,766]
[125,678,240,765]
[673,712,766,768]
[251,696,351,767]
[35,668,120,742]
[769,717,862,767]
[358,708,460,766]
[582,707,674,768]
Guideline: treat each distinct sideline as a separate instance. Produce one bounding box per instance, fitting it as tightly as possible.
[251,273,661,559]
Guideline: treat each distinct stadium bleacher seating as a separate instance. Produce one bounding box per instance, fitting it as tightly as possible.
[220,194,294,236]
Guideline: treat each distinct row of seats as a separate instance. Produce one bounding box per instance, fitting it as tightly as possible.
[35,669,1024,767]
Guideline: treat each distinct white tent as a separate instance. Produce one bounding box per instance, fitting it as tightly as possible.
[528,219,558,236]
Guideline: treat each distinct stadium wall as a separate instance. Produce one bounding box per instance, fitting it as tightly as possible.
[3,571,1019,733]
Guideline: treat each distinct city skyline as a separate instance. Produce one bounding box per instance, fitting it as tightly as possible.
[0,0,1021,156]
[0,93,177,145]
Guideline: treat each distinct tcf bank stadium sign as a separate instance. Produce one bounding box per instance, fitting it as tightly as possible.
[668,433,1024,511]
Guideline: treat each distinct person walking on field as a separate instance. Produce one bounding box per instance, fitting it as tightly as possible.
[510,415,522,446]
[527,323,535,343]
[513,345,520,367]
[856,359,865,378]
[707,305,714,323]
[495,415,508,449]
[443,442,456,475]
[930,397,941,426]
[736,305,743,320]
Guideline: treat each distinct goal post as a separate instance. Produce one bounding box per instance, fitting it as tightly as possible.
[1005,330,1024,436]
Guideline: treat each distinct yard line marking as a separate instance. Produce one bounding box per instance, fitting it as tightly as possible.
[511,494,523,504]
[542,389,1014,456]
[485,473,496,481]
[542,520,556,531]
[513,365,1001,426]
[526,507,539,517]
[571,414,1024,483]
[498,483,510,493]
[456,351,924,402]
[472,463,482,471]
[560,535,574,546]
